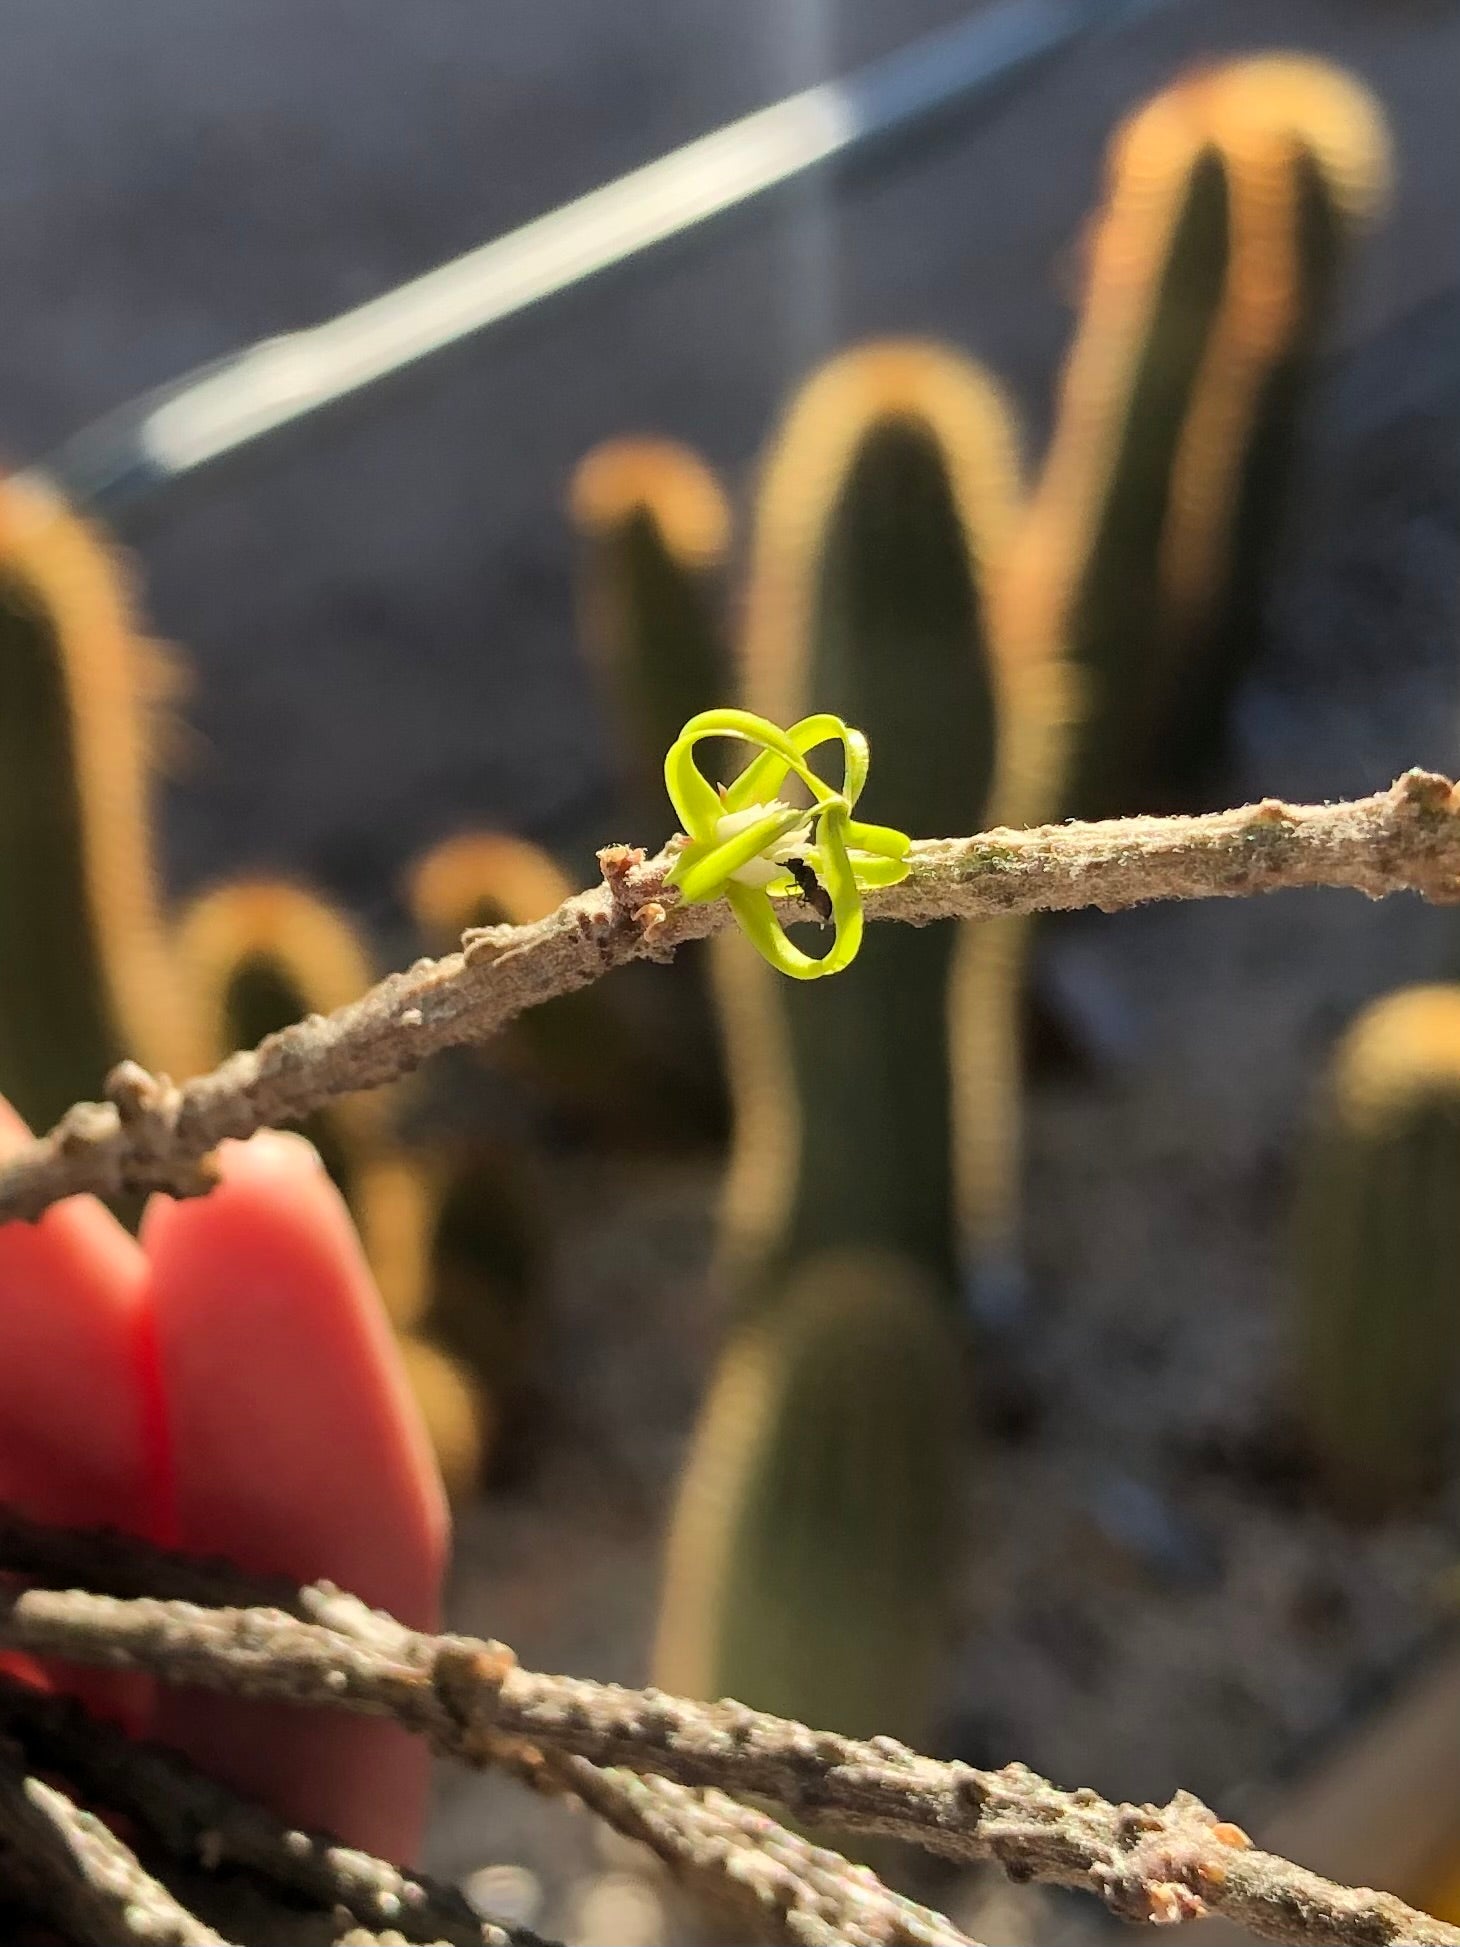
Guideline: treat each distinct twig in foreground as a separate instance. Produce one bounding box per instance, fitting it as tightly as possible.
[0,1678,539,1947]
[0,1740,228,1946]
[0,769,1457,1225]
[1,1576,1455,1946]
[0,1510,972,1947]
[493,1736,984,1947]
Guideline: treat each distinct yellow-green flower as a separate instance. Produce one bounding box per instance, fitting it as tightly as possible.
[663,708,910,979]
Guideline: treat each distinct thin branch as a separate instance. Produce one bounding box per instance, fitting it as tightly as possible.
[0,1513,976,1947]
[0,770,1456,1224]
[2,1580,1455,1946]
[0,1741,230,1946]
[0,1679,543,1947]
[491,1737,984,1947]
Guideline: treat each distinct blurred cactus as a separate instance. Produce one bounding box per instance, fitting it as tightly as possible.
[394,1333,493,1503]
[569,438,732,824]
[408,829,572,941]
[569,441,734,1138]
[174,878,503,1486]
[728,341,1049,1286]
[0,475,196,1133]
[175,879,392,1248]
[1295,985,1460,1517]
[407,838,561,1468]
[660,343,1048,1740]
[407,826,641,1139]
[1007,55,1389,816]
[405,1139,541,1471]
[655,1250,961,1740]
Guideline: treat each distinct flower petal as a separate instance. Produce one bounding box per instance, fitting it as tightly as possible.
[141,1132,448,1862]
[726,883,838,980]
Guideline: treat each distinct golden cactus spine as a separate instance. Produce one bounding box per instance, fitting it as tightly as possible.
[1007,56,1388,817]
[0,477,196,1133]
[1295,985,1460,1516]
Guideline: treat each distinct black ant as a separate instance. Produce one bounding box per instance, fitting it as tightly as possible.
[784,855,833,926]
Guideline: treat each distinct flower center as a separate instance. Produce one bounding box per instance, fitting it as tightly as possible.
[715,801,815,887]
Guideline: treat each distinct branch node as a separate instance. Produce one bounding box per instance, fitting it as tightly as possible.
[1396,767,1459,813]
[430,1636,517,1757]
[1252,797,1298,826]
[55,1099,120,1161]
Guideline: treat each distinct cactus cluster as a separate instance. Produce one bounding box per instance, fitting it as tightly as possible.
[1,52,1404,1737]
[1294,985,1460,1517]
[567,54,1391,1740]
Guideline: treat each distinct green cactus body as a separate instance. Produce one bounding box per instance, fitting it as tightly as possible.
[0,478,194,1134]
[405,827,643,1139]
[725,343,1029,1285]
[176,878,382,1204]
[413,1142,537,1408]
[570,439,732,824]
[656,1249,962,1740]
[1014,59,1388,818]
[570,442,735,1139]
[663,345,1038,1740]
[404,838,562,1473]
[1296,985,1460,1516]
[1006,90,1232,819]
[1150,61,1390,790]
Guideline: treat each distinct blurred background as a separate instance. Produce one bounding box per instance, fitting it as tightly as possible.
[3,1,1460,1940]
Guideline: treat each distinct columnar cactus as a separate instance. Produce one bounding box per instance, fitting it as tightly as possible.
[1006,56,1389,816]
[726,341,1045,1284]
[569,438,732,825]
[569,442,735,1136]
[0,476,195,1133]
[405,836,558,1467]
[655,1249,962,1740]
[174,876,487,1493]
[406,830,611,1120]
[1150,58,1391,791]
[175,879,385,1212]
[1295,985,1460,1516]
[659,343,1045,1739]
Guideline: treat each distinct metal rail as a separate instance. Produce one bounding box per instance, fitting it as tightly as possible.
[32,0,1148,515]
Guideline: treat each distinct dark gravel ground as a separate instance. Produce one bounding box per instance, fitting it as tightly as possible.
[2,5,1460,1941]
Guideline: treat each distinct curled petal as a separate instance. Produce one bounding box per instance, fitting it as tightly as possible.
[663,708,910,978]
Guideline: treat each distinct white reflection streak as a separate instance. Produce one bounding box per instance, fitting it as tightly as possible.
[143,87,855,475]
